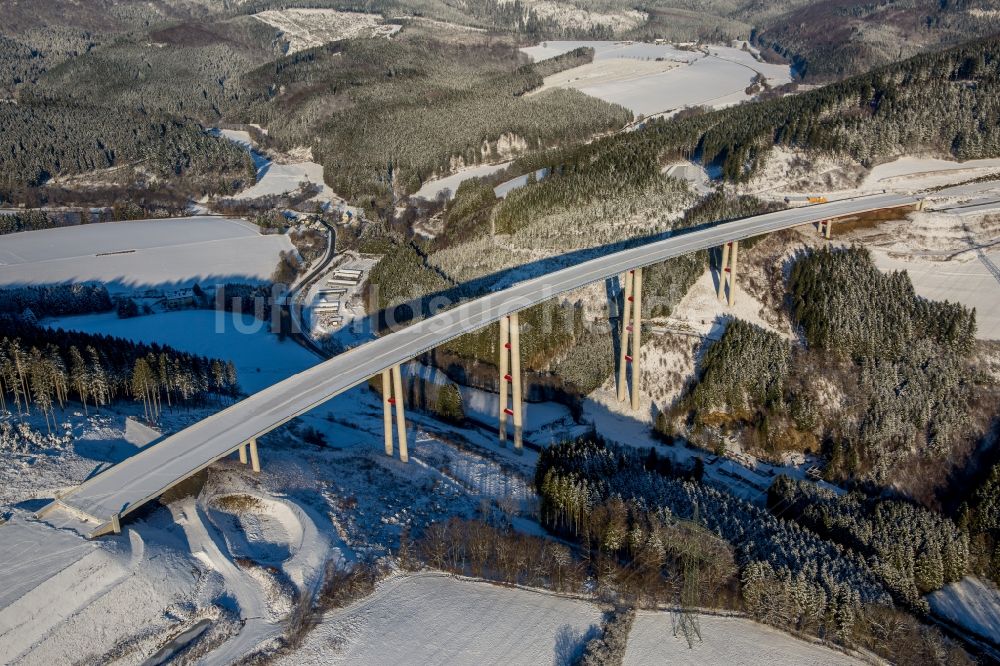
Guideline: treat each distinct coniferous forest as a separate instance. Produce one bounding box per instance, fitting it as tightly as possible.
[2,2,1000,661]
[534,438,973,661]
[0,318,239,429]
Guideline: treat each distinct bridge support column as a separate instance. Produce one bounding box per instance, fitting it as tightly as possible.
[618,268,642,409]
[111,513,121,535]
[498,312,523,450]
[238,443,248,465]
[382,369,394,457]
[617,269,634,403]
[718,241,739,306]
[716,242,730,301]
[382,365,408,462]
[248,438,260,473]
[820,219,833,239]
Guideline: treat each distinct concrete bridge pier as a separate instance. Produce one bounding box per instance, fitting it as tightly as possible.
[717,241,739,306]
[248,438,260,473]
[234,440,259,472]
[498,312,523,450]
[819,219,833,239]
[617,268,643,410]
[382,365,409,462]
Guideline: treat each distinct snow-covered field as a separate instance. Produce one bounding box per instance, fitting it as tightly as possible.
[871,249,1000,339]
[46,310,317,393]
[253,9,400,54]
[413,161,511,201]
[928,576,1000,643]
[864,156,1000,190]
[278,573,863,666]
[623,610,862,664]
[0,217,290,290]
[214,129,345,206]
[278,572,604,665]
[525,40,792,117]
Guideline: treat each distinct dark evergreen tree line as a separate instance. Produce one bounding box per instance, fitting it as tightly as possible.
[0,318,239,428]
[958,460,1000,584]
[0,284,113,318]
[789,247,977,482]
[688,319,790,420]
[535,439,892,628]
[768,476,969,609]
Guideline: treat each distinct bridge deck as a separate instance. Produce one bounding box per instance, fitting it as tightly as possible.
[43,194,917,536]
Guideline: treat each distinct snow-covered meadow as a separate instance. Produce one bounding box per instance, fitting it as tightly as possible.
[278,573,604,665]
[623,610,862,664]
[0,216,290,290]
[213,129,343,204]
[278,573,864,665]
[525,40,792,118]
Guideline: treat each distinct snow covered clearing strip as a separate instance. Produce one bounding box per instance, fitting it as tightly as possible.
[623,610,863,664]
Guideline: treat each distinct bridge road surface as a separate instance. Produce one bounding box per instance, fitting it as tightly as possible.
[45,193,918,535]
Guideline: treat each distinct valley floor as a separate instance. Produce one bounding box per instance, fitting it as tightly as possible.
[282,572,863,665]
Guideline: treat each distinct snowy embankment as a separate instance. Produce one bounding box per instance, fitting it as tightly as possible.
[0,216,290,290]
[46,310,317,393]
[928,576,1000,644]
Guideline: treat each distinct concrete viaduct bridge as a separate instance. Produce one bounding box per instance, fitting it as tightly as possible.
[38,193,920,537]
